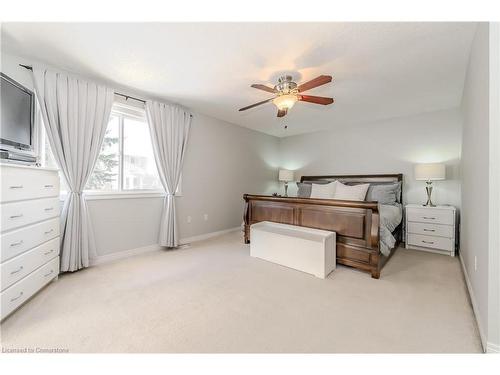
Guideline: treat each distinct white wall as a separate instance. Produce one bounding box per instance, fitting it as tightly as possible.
[87,113,280,256]
[460,22,490,351]
[279,109,462,208]
[86,197,164,256]
[177,113,279,240]
[487,22,500,353]
[1,51,280,258]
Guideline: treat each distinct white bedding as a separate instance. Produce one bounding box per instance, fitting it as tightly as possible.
[378,203,403,256]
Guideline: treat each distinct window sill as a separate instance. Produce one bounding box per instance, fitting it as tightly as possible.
[83,191,167,201]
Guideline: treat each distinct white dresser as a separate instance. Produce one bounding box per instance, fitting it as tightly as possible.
[405,204,456,256]
[1,163,60,320]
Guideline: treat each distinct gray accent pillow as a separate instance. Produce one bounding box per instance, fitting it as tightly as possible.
[296,180,332,198]
[365,182,401,205]
[296,182,312,198]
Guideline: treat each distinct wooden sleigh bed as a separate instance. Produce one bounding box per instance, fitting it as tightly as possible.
[243,174,403,279]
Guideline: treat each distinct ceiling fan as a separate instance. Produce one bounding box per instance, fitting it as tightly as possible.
[239,75,334,117]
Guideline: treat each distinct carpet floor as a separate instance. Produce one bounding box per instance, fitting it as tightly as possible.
[0,231,482,353]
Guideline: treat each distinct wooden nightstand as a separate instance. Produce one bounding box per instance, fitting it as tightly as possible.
[405,204,456,256]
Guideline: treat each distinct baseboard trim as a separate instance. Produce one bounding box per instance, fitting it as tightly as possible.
[487,342,500,353]
[90,244,162,266]
[90,227,241,266]
[459,253,487,352]
[180,226,241,245]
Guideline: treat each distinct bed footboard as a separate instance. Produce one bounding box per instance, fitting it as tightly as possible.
[243,194,382,278]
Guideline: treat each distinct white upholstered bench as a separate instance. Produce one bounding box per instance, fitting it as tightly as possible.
[250,221,336,279]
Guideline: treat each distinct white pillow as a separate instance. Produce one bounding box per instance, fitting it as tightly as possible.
[310,182,336,199]
[333,181,370,201]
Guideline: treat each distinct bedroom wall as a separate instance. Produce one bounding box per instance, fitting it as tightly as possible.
[488,22,500,353]
[460,22,491,351]
[86,112,280,256]
[278,108,462,208]
[177,113,279,240]
[1,51,280,258]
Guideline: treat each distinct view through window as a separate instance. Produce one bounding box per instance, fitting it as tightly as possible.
[86,104,161,191]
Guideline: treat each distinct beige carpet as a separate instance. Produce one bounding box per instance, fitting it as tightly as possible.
[0,231,482,353]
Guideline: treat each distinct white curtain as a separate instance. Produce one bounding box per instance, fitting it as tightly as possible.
[32,67,114,272]
[146,101,191,247]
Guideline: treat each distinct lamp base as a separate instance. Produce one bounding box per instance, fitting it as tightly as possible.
[422,181,436,207]
[283,182,289,197]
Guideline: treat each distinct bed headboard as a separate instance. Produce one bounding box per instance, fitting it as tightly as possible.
[300,174,404,202]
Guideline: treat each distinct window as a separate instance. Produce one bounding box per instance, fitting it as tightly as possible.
[39,101,168,197]
[40,129,58,169]
[122,116,161,190]
[86,103,162,192]
[86,115,120,190]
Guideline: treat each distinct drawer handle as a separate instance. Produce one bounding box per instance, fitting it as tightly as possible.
[44,184,54,188]
[422,216,436,220]
[9,214,23,219]
[423,229,436,232]
[422,240,435,244]
[44,249,55,255]
[9,185,24,189]
[44,229,54,235]
[10,240,24,247]
[44,270,54,278]
[10,266,24,275]
[44,207,54,211]
[10,291,24,302]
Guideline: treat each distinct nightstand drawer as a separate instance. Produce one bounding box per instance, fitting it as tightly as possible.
[407,222,454,238]
[407,233,454,251]
[406,207,454,225]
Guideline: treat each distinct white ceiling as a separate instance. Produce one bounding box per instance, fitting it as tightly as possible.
[2,22,476,137]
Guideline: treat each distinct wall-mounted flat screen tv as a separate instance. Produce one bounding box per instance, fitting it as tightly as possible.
[0,72,35,152]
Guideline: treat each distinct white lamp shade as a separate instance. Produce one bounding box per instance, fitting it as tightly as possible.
[278,169,294,182]
[414,163,446,181]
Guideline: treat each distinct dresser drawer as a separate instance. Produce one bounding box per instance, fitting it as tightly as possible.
[0,218,60,262]
[0,198,60,233]
[0,166,60,203]
[407,222,454,238]
[1,256,59,320]
[1,237,59,291]
[406,207,454,225]
[407,233,454,251]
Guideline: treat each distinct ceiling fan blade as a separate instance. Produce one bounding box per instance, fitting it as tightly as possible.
[297,75,332,93]
[239,98,274,111]
[298,95,334,105]
[277,108,288,117]
[251,84,278,94]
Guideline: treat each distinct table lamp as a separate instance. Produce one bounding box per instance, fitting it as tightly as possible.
[414,163,446,207]
[278,169,294,197]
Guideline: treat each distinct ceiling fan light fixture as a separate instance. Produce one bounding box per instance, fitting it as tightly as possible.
[239,75,333,116]
[273,94,298,111]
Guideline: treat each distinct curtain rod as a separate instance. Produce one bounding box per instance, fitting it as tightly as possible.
[19,64,194,117]
[20,64,147,103]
